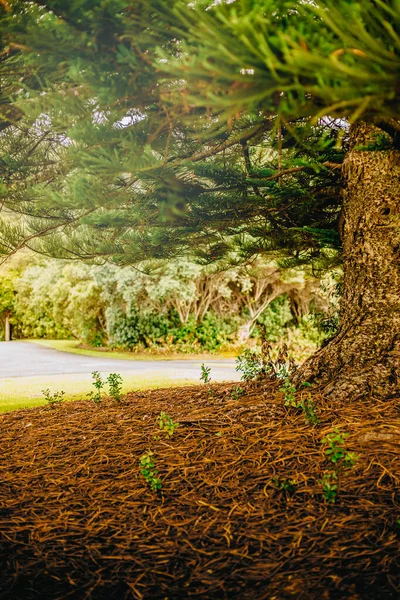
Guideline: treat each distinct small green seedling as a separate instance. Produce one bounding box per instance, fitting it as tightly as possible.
[107,373,123,402]
[298,395,319,425]
[321,428,358,466]
[322,428,348,463]
[343,451,359,468]
[42,388,65,407]
[281,379,319,424]
[88,371,105,404]
[272,477,297,494]
[139,451,162,491]
[319,429,359,503]
[319,471,338,503]
[157,411,179,438]
[200,364,211,384]
[231,385,244,400]
[280,378,297,407]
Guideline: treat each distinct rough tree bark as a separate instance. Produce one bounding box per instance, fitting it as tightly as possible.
[293,123,400,400]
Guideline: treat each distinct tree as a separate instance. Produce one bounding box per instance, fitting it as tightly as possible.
[0,271,15,340]
[0,0,399,399]
[157,0,400,400]
[230,261,315,341]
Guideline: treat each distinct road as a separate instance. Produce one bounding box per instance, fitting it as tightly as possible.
[0,341,239,382]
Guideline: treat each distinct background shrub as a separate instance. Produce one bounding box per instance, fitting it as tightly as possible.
[0,254,338,360]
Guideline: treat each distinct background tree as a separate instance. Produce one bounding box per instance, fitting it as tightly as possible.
[5,255,320,355]
[231,261,315,341]
[0,270,14,340]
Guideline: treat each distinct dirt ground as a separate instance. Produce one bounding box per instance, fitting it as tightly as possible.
[0,380,399,599]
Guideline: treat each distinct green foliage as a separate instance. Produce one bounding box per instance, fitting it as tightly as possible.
[42,388,65,407]
[231,385,244,401]
[188,314,237,352]
[106,307,238,353]
[321,429,358,466]
[322,429,347,464]
[88,371,105,405]
[4,255,330,360]
[320,429,359,503]
[356,133,394,152]
[107,373,123,403]
[237,333,298,384]
[343,451,360,469]
[161,0,400,122]
[139,451,162,491]
[0,0,398,297]
[272,478,297,494]
[0,272,16,340]
[308,274,341,340]
[12,261,106,343]
[200,364,211,384]
[297,395,319,425]
[281,379,319,423]
[236,348,263,381]
[0,274,15,315]
[105,307,171,350]
[255,296,294,343]
[13,264,72,339]
[157,411,179,438]
[280,378,297,408]
[319,471,338,503]
[0,0,349,273]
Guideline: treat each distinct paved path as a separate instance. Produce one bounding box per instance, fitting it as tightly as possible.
[0,341,239,382]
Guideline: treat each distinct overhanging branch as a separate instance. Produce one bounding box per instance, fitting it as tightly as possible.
[252,161,342,182]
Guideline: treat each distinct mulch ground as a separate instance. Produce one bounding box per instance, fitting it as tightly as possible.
[0,380,399,600]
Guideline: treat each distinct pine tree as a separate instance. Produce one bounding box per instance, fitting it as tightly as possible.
[0,0,399,399]
[158,0,400,401]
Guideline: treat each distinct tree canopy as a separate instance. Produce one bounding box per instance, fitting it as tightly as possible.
[2,0,397,267]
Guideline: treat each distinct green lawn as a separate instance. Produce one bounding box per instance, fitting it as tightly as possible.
[28,339,237,360]
[0,340,235,413]
[0,373,197,413]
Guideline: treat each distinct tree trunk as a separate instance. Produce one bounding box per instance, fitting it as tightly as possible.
[5,313,11,342]
[293,123,400,400]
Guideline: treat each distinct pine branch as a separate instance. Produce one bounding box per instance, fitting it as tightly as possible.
[170,120,273,164]
[253,161,342,181]
[0,208,96,264]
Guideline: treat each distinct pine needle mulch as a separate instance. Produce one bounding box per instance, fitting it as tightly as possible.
[0,381,399,600]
